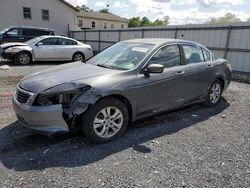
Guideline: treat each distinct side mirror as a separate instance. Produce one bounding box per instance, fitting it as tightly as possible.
[142,64,164,75]
[36,42,43,46]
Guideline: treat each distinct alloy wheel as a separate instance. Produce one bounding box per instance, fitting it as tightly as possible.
[93,106,123,138]
[18,53,30,64]
[209,83,221,104]
[74,53,83,61]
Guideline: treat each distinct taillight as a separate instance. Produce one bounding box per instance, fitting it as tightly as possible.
[226,63,232,71]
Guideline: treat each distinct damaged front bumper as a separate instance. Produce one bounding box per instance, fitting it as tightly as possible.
[12,94,70,133]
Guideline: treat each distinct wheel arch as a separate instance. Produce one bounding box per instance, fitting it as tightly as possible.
[97,94,133,123]
[72,51,85,61]
[15,50,34,63]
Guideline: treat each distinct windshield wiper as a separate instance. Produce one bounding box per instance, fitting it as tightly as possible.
[97,64,110,69]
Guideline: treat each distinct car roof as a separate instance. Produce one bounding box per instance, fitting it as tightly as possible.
[9,26,54,31]
[38,35,78,41]
[122,38,200,46]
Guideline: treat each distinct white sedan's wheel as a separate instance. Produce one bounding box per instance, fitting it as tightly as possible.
[93,107,123,138]
[73,53,84,62]
[16,52,31,65]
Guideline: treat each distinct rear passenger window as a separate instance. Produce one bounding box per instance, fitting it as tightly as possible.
[23,29,36,36]
[182,45,204,64]
[202,48,211,62]
[58,38,77,45]
[149,45,181,68]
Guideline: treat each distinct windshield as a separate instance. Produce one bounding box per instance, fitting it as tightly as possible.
[25,36,43,44]
[0,28,9,35]
[87,42,155,70]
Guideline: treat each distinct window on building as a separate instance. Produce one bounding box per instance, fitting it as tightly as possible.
[79,20,83,28]
[182,45,205,64]
[92,21,96,28]
[111,23,114,29]
[121,24,124,29]
[42,9,49,21]
[104,23,107,29]
[23,7,31,19]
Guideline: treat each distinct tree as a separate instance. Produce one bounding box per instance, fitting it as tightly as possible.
[206,13,241,24]
[76,5,93,12]
[128,16,169,27]
[99,8,110,13]
[140,17,151,26]
[128,17,141,27]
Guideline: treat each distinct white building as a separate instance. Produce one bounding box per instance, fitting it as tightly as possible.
[76,11,129,30]
[0,0,78,36]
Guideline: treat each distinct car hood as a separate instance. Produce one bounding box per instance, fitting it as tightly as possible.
[19,62,119,93]
[0,42,27,49]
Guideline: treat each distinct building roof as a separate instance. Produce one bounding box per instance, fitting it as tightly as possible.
[58,0,78,11]
[77,11,129,23]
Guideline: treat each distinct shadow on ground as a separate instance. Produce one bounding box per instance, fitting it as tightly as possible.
[0,60,72,67]
[0,99,230,171]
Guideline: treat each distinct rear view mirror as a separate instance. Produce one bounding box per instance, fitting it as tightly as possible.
[142,64,164,75]
[36,42,43,46]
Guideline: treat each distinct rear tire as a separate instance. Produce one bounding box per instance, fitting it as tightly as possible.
[15,52,32,65]
[80,97,129,144]
[72,52,85,62]
[204,80,222,107]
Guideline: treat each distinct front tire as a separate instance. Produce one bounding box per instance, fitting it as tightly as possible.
[204,80,222,107]
[15,52,32,65]
[81,97,129,144]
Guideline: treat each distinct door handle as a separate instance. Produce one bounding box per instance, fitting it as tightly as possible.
[207,64,214,68]
[19,37,24,40]
[176,71,185,76]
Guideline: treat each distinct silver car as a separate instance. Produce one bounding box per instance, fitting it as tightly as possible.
[12,38,232,143]
[0,36,93,64]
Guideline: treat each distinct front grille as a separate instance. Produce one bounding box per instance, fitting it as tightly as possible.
[17,90,30,103]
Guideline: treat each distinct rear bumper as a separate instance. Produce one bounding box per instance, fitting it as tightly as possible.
[12,95,69,133]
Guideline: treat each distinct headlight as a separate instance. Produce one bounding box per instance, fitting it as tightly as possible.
[33,83,91,107]
[5,47,16,52]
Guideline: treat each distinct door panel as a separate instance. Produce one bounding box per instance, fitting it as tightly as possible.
[33,38,58,60]
[135,66,187,116]
[181,44,215,103]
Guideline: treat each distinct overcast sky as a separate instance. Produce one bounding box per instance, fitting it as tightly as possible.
[66,0,250,24]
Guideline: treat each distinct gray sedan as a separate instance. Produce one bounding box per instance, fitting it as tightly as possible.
[12,38,232,143]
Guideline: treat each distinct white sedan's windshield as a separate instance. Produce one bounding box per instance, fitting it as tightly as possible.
[25,37,44,44]
[88,42,155,70]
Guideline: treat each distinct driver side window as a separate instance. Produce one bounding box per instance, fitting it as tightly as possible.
[149,45,181,68]
[40,38,58,45]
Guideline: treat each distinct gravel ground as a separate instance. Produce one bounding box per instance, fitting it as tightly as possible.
[0,60,250,187]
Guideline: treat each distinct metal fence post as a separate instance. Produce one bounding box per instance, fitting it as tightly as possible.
[142,28,145,38]
[98,30,101,52]
[174,27,178,39]
[224,25,232,59]
[118,30,121,42]
[84,31,86,44]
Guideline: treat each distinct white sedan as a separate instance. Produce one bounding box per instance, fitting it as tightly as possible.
[0,36,93,64]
